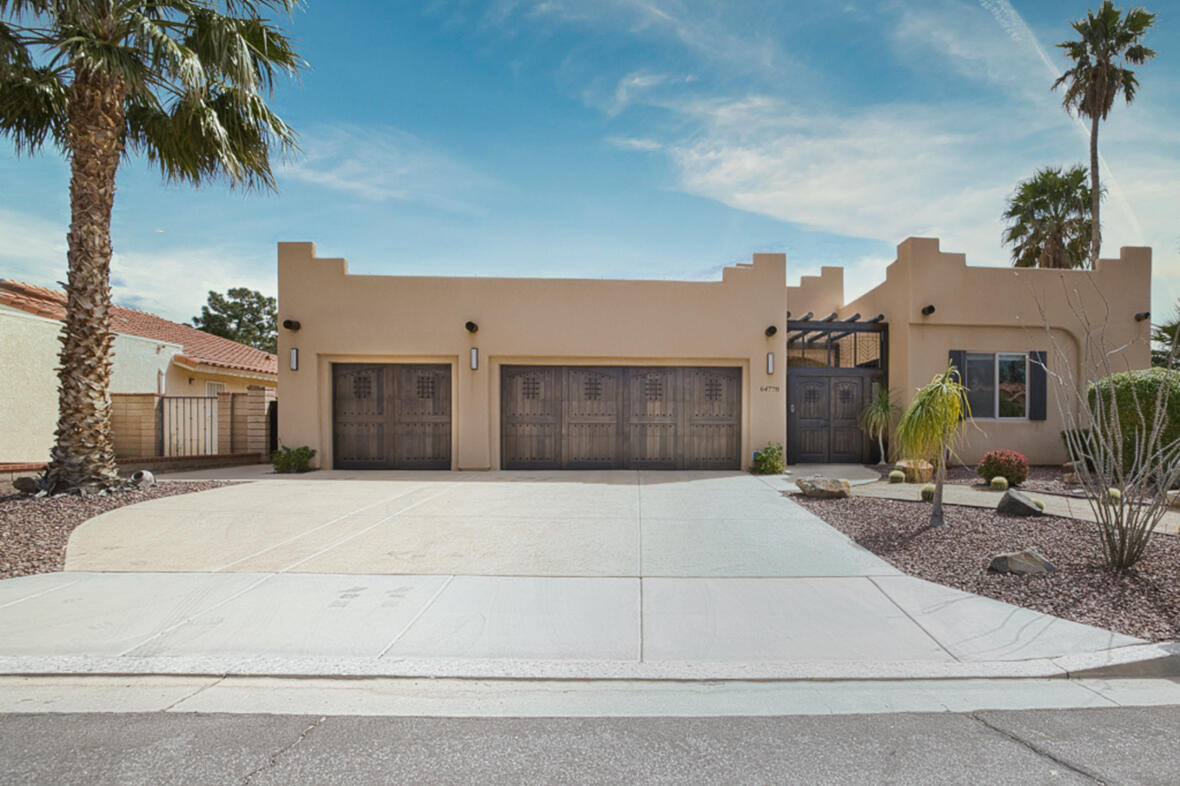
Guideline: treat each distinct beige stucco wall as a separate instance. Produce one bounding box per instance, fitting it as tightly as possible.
[165,365,275,397]
[277,242,788,470]
[0,306,179,462]
[840,238,1152,465]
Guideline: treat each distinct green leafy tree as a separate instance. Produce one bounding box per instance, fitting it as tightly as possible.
[190,287,277,353]
[895,367,970,528]
[0,1,302,492]
[1002,166,1093,269]
[1053,1,1156,266]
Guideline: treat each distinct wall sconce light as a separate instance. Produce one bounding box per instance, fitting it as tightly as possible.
[281,319,301,331]
[764,325,778,337]
[767,352,775,375]
[465,321,479,333]
[1135,312,1151,322]
[470,347,479,371]
[289,347,299,371]
[921,304,936,316]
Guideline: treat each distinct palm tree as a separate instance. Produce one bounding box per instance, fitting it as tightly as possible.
[895,367,970,528]
[858,386,899,466]
[0,1,302,492]
[1002,166,1093,269]
[1053,1,1156,267]
[1153,301,1179,369]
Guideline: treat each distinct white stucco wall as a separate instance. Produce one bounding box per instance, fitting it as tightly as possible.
[0,305,180,462]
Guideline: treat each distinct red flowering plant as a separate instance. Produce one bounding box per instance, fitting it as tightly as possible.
[976,449,1029,486]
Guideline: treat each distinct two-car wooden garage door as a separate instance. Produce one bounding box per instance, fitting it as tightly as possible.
[500,366,741,470]
[332,363,741,470]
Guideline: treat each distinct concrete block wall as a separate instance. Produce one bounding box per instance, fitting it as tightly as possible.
[110,394,159,459]
[245,386,275,456]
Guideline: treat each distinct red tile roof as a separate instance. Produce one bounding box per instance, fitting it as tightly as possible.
[0,280,278,377]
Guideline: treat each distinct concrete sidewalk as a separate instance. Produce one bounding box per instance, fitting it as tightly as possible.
[854,479,1180,535]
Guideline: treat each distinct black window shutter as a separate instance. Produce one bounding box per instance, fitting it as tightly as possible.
[1029,350,1047,421]
[948,350,966,381]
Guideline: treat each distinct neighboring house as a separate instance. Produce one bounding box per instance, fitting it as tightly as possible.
[0,280,277,464]
[275,237,1152,471]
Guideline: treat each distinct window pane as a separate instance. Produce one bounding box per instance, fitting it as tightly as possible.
[998,354,1027,417]
[965,353,995,418]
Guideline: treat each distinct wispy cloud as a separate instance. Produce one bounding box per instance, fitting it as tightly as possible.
[281,125,499,214]
[605,136,662,152]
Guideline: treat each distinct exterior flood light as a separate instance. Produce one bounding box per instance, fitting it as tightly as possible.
[470,347,479,371]
[921,304,936,316]
[289,347,298,371]
[767,352,775,375]
[765,325,778,337]
[465,321,479,333]
[1135,312,1151,322]
[281,319,301,331]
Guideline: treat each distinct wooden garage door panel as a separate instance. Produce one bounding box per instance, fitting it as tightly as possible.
[501,366,741,470]
[333,364,450,470]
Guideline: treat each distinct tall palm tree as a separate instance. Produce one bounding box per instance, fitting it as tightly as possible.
[0,1,302,492]
[1002,166,1093,270]
[895,367,970,528]
[1053,1,1156,267]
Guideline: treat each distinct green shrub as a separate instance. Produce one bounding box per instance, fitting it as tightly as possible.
[990,476,1009,491]
[272,445,316,473]
[888,470,905,484]
[977,449,1028,486]
[752,443,785,475]
[1087,368,1180,476]
[920,484,935,502]
[1034,499,1045,511]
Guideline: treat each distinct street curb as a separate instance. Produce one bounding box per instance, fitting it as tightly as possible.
[1,643,1176,682]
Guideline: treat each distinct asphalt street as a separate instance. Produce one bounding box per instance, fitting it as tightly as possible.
[3,706,1180,784]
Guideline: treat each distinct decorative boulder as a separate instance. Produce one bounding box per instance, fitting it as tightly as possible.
[11,476,38,494]
[996,489,1043,517]
[989,547,1056,576]
[895,459,933,483]
[1063,472,1080,486]
[131,470,156,488]
[1168,490,1180,509]
[795,477,851,499]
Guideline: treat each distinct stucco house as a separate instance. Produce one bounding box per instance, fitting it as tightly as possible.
[0,280,277,465]
[275,237,1152,472]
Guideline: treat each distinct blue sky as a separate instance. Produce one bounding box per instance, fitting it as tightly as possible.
[2,0,1178,324]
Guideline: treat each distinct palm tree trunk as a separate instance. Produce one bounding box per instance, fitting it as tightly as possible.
[877,432,887,466]
[1088,112,1101,268]
[44,68,128,492]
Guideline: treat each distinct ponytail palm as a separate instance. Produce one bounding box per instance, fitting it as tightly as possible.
[895,367,970,528]
[858,386,899,466]
[0,0,303,492]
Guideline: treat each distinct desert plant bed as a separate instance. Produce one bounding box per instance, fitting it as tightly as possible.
[943,464,1084,497]
[791,494,1180,642]
[0,480,233,580]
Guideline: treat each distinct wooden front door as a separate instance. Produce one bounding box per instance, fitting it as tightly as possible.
[500,366,741,470]
[333,364,451,469]
[787,373,869,464]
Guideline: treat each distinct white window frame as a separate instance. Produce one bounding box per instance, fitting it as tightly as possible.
[967,352,1028,421]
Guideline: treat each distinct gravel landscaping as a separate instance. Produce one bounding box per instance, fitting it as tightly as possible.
[0,480,232,580]
[792,494,1180,642]
[943,464,1083,497]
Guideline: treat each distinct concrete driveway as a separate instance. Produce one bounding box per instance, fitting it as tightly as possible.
[65,470,891,577]
[0,469,1150,680]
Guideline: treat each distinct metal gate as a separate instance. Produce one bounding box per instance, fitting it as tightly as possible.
[786,314,887,464]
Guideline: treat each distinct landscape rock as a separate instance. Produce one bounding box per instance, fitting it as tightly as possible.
[1062,461,1078,472]
[11,476,39,494]
[131,470,156,488]
[1063,472,1079,486]
[996,489,1043,517]
[895,459,933,483]
[795,477,851,499]
[1167,489,1179,509]
[989,547,1057,576]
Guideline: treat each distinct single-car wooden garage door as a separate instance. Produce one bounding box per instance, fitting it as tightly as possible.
[333,364,451,469]
[501,366,741,470]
